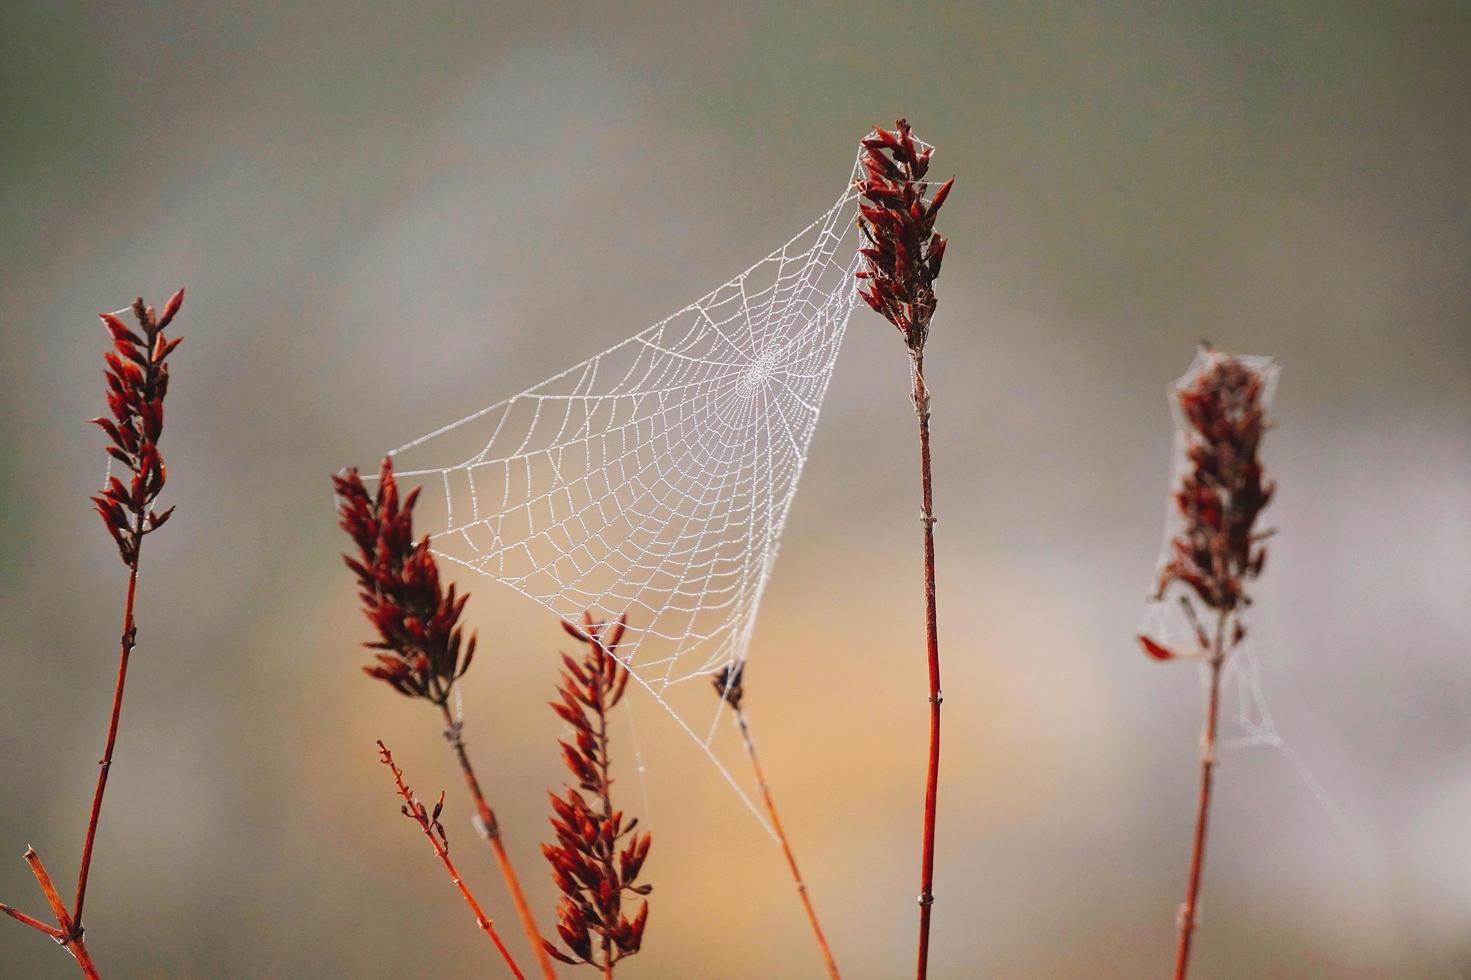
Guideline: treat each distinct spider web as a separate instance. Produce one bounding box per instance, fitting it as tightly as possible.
[363,141,893,833]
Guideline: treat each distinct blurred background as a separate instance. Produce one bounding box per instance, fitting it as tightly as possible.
[2,2,1468,977]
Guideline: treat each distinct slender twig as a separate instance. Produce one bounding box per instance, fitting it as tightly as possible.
[714,664,840,978]
[378,742,525,979]
[23,848,99,979]
[1,900,65,939]
[593,673,615,980]
[911,357,943,980]
[74,526,142,927]
[1174,612,1227,979]
[741,712,841,978]
[440,705,559,980]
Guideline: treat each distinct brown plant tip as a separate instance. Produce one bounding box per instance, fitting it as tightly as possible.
[542,612,651,971]
[91,289,184,565]
[1151,348,1276,658]
[854,119,953,356]
[711,662,744,712]
[335,457,476,703]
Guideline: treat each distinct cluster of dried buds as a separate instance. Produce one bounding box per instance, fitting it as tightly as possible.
[91,291,184,565]
[1142,350,1276,662]
[711,661,745,712]
[335,457,475,701]
[542,613,651,971]
[855,118,953,356]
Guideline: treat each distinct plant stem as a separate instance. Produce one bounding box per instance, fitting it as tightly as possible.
[735,710,841,979]
[440,705,558,980]
[24,848,98,979]
[0,900,65,939]
[1172,610,1228,980]
[379,743,525,979]
[74,514,145,930]
[910,356,943,980]
[594,686,614,979]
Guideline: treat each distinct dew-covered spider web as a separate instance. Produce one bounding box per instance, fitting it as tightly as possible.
[361,140,900,834]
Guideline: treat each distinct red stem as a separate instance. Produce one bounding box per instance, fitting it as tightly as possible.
[24,848,99,979]
[1172,612,1227,980]
[911,357,943,980]
[379,743,525,979]
[0,900,65,939]
[594,692,615,979]
[74,518,144,929]
[440,705,558,980]
[736,712,841,979]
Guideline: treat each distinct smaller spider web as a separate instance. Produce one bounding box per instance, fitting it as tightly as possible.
[360,140,906,834]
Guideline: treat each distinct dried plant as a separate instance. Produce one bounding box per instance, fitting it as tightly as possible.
[541,613,651,977]
[335,458,476,703]
[855,118,953,980]
[713,663,840,978]
[1,290,185,978]
[335,457,558,979]
[1137,347,1276,980]
[376,742,525,978]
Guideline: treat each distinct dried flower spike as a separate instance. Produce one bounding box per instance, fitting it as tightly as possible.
[855,119,953,357]
[1142,346,1278,980]
[1156,351,1275,619]
[542,613,651,974]
[91,291,184,564]
[335,458,476,702]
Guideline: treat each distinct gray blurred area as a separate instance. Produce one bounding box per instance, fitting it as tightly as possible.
[2,3,1468,977]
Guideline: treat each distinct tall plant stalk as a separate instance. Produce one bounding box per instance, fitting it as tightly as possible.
[1136,347,1277,980]
[853,119,953,980]
[0,291,185,979]
[713,664,840,979]
[910,356,942,979]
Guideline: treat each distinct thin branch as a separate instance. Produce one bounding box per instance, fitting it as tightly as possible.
[0,900,65,939]
[1173,612,1228,980]
[74,535,142,927]
[911,359,943,980]
[23,848,99,979]
[377,742,525,980]
[734,709,841,979]
[440,705,559,980]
